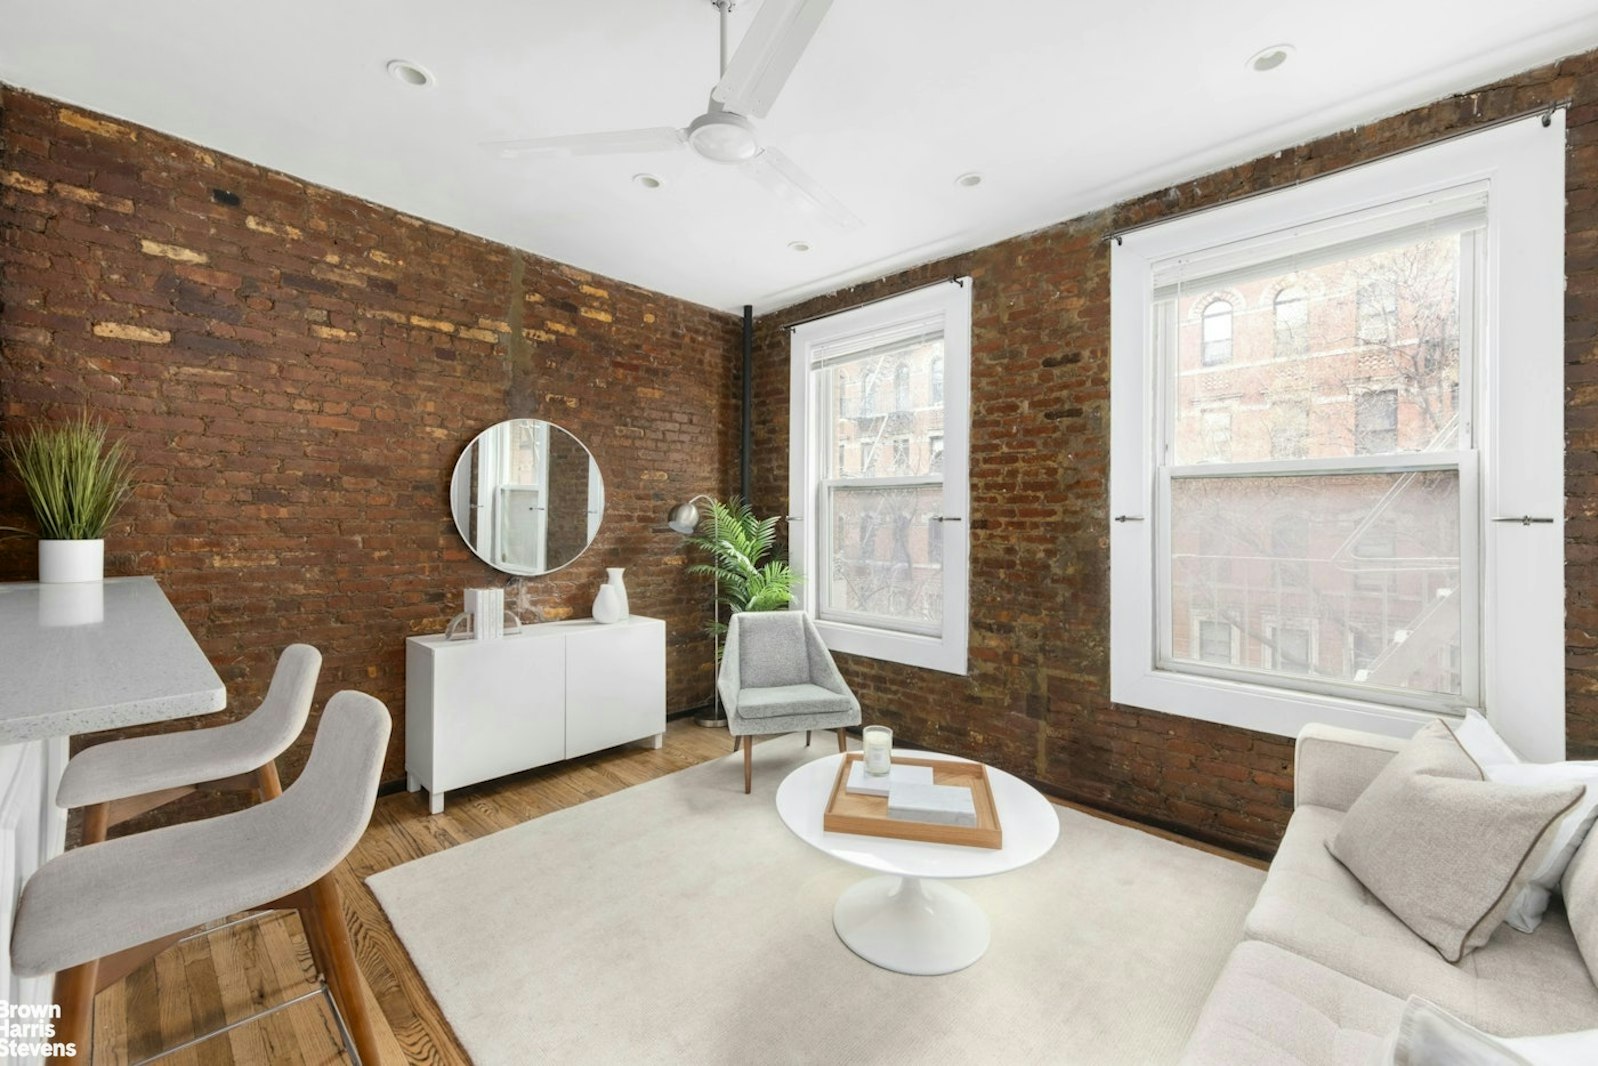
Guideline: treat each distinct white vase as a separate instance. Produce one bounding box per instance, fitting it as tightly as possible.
[593,583,622,624]
[606,567,629,619]
[38,539,104,583]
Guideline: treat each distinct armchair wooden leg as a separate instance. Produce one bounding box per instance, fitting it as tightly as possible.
[806,730,812,747]
[733,735,741,752]
[837,728,847,753]
[52,959,96,1056]
[83,802,110,845]
[300,876,382,1066]
[743,736,753,795]
[256,761,283,800]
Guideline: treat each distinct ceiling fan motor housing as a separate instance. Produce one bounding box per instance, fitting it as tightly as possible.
[687,111,761,163]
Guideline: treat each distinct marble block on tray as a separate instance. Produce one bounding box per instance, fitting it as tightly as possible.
[886,781,978,827]
[846,761,934,797]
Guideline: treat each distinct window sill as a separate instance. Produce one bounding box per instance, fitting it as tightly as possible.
[814,617,967,676]
[1111,665,1442,743]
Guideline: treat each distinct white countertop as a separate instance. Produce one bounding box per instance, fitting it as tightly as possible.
[0,576,226,743]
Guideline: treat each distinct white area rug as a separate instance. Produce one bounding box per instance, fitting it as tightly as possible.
[368,735,1264,1065]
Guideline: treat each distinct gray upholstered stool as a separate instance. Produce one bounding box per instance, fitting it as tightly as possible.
[718,611,861,793]
[58,643,321,843]
[13,690,390,1064]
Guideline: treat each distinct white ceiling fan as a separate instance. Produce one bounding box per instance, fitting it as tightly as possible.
[482,0,861,231]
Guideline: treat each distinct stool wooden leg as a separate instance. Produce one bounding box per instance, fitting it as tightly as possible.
[52,960,96,1056]
[256,761,283,800]
[837,728,847,753]
[743,736,753,794]
[83,802,110,845]
[301,876,382,1066]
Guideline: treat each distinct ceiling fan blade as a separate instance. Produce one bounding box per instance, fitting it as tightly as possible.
[743,146,862,231]
[483,128,686,159]
[711,0,834,119]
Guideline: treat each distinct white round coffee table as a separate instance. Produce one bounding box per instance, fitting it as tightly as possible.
[775,750,1059,975]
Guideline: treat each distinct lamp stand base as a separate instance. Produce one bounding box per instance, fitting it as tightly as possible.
[693,712,728,729]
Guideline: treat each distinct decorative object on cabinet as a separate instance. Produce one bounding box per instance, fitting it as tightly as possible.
[12,691,392,1065]
[606,566,629,618]
[406,616,666,813]
[450,418,605,577]
[445,586,523,640]
[2,413,137,583]
[592,583,622,623]
[671,495,797,728]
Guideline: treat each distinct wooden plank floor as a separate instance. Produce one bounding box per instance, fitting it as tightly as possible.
[87,721,1262,1064]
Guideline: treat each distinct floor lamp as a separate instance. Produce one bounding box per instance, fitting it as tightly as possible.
[668,494,725,728]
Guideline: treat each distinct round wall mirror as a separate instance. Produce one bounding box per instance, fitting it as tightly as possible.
[449,419,605,576]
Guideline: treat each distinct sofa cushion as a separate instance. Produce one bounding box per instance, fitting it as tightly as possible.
[1248,805,1598,1036]
[1178,940,1404,1066]
[735,683,855,722]
[1327,720,1584,962]
[1563,826,1598,980]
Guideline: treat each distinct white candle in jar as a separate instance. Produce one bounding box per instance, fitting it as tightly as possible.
[862,726,892,775]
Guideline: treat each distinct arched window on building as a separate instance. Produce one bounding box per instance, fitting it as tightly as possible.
[1201,299,1233,366]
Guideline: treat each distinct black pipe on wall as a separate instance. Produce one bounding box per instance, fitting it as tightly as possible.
[740,304,753,503]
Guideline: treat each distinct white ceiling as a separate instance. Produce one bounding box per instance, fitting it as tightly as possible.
[3,1,1597,314]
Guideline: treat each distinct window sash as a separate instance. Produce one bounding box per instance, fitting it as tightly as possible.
[1154,451,1481,714]
[790,279,972,675]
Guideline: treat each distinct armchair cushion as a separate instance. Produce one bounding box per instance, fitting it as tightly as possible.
[736,683,857,722]
[739,613,812,689]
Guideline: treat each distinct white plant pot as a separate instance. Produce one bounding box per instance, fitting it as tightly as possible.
[38,582,105,627]
[38,539,104,584]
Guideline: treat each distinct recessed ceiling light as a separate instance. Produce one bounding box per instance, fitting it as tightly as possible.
[386,59,435,87]
[955,172,983,188]
[788,241,811,253]
[1246,44,1294,73]
[633,173,663,189]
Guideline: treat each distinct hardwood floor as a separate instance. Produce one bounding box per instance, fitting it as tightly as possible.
[88,721,1263,1064]
[89,719,735,1065]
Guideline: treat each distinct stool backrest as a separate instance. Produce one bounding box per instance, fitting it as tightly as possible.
[234,643,321,756]
[273,691,391,886]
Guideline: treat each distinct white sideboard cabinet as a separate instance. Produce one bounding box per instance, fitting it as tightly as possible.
[405,615,666,813]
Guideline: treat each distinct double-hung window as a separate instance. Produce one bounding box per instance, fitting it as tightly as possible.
[1110,114,1566,758]
[789,280,972,674]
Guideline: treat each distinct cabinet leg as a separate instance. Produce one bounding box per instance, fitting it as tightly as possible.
[407,772,420,793]
[429,790,445,815]
[627,733,665,751]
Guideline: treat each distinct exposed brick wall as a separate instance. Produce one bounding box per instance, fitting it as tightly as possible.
[749,50,1598,857]
[0,86,740,824]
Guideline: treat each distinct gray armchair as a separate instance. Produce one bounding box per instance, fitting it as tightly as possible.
[718,611,861,793]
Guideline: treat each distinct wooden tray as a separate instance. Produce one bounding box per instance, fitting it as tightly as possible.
[822,754,1003,849]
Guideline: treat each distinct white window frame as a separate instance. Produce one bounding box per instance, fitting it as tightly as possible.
[789,280,972,674]
[1110,113,1566,759]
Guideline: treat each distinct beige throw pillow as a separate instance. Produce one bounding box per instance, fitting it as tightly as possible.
[1327,720,1584,963]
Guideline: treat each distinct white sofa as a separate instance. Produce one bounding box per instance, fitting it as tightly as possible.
[1180,724,1598,1065]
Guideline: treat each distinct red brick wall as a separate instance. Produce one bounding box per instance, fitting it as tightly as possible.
[749,51,1598,857]
[0,86,739,819]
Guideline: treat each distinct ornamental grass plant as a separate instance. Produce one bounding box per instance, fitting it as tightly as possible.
[2,414,136,540]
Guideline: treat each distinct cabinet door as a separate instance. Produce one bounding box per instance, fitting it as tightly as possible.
[432,637,565,792]
[0,737,66,1060]
[565,622,666,758]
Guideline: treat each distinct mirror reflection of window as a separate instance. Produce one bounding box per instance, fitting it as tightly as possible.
[450,419,605,577]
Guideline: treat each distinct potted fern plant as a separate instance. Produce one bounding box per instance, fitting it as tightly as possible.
[682,496,797,654]
[2,414,136,583]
